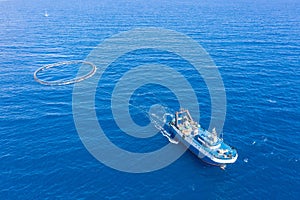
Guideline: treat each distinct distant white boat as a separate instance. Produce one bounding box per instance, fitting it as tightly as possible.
[44,11,49,17]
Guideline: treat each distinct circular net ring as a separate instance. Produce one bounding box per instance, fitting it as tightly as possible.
[34,60,97,86]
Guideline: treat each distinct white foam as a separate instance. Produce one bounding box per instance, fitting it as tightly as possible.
[267,99,276,103]
[162,130,179,144]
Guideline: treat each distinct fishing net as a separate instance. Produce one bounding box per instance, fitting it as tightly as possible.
[33,60,97,86]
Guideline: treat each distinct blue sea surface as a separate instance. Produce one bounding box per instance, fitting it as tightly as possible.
[1,0,300,199]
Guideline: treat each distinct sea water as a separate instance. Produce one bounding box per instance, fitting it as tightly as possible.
[1,0,299,199]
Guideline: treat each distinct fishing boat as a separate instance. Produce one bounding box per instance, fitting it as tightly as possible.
[163,109,238,169]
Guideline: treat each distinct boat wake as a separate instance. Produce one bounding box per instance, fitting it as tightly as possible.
[128,102,179,144]
[148,111,179,144]
[161,129,179,144]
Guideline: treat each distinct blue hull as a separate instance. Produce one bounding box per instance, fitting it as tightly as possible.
[173,133,224,166]
[164,122,235,166]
